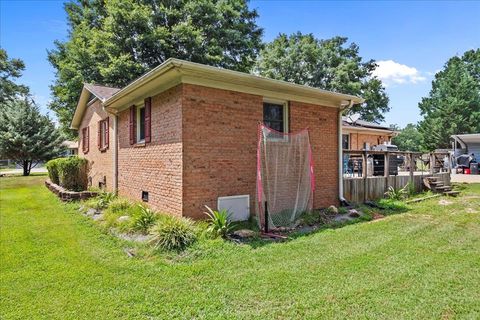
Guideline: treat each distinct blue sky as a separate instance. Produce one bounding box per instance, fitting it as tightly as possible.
[1,0,479,127]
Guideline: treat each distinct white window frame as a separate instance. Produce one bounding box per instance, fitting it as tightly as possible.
[136,104,146,143]
[263,98,289,134]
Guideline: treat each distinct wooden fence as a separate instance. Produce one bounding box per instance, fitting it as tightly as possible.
[342,150,451,203]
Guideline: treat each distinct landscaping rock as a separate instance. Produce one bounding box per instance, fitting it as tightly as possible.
[348,209,360,218]
[92,213,104,221]
[85,208,98,216]
[233,229,257,238]
[117,215,131,223]
[439,199,453,206]
[327,205,338,215]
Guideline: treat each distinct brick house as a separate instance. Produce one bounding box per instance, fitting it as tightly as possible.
[342,117,397,151]
[71,59,363,219]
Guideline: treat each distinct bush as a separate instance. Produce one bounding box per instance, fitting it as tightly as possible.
[204,205,235,238]
[46,158,62,184]
[149,215,197,251]
[131,205,157,234]
[377,198,409,212]
[384,185,408,201]
[96,192,116,210]
[57,156,89,191]
[107,198,131,214]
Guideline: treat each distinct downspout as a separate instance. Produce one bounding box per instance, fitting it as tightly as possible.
[113,114,119,194]
[338,100,354,204]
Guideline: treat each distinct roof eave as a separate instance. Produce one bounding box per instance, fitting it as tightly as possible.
[104,58,364,111]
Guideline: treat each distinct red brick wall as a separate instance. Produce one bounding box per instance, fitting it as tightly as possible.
[182,84,262,219]
[347,132,392,150]
[78,100,114,191]
[81,84,341,219]
[181,84,339,219]
[290,101,339,208]
[117,85,183,216]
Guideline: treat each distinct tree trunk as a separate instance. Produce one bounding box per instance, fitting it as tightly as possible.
[22,160,31,176]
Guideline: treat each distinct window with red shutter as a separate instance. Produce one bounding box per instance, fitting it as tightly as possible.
[129,106,136,145]
[98,118,109,151]
[82,126,90,154]
[144,97,151,143]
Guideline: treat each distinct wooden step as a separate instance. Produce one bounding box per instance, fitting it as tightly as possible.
[444,191,460,197]
[429,181,443,185]
[426,176,439,181]
[436,185,452,190]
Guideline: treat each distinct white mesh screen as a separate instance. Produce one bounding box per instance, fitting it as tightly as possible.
[256,124,315,229]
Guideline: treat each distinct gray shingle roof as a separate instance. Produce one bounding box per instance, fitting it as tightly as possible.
[84,84,121,102]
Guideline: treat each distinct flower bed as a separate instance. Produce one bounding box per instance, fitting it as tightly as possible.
[45,179,98,201]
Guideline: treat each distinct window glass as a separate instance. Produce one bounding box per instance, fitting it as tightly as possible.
[342,134,350,150]
[263,103,285,132]
[138,106,146,141]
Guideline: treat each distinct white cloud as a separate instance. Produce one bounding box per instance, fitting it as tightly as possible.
[372,60,427,86]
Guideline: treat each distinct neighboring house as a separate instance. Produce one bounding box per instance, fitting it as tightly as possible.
[342,116,396,150]
[61,140,79,156]
[70,58,363,219]
[451,133,480,161]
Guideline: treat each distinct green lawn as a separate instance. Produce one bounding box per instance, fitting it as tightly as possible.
[1,175,479,319]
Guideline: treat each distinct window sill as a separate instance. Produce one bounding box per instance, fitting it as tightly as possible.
[99,147,108,153]
[134,141,146,148]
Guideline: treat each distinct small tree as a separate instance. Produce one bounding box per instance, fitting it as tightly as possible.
[0,97,64,176]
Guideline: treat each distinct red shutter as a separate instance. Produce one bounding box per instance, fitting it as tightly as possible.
[105,117,109,149]
[85,126,90,153]
[98,120,101,149]
[145,97,151,143]
[129,105,136,145]
[82,128,86,153]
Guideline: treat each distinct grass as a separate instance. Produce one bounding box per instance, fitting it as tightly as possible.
[1,175,480,319]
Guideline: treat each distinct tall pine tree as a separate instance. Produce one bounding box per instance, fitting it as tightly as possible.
[0,98,64,176]
[418,49,480,150]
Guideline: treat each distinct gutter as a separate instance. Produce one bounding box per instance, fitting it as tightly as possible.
[338,100,355,205]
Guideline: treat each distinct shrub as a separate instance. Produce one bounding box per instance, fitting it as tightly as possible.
[377,198,409,212]
[131,205,157,234]
[57,156,89,191]
[204,205,235,238]
[46,158,62,184]
[149,215,197,251]
[384,185,408,201]
[96,192,116,210]
[108,198,131,214]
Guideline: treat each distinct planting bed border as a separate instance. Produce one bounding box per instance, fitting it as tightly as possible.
[45,179,98,201]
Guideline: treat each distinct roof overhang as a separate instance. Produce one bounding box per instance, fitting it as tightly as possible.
[451,133,480,146]
[104,58,364,112]
[71,87,95,129]
[343,125,397,136]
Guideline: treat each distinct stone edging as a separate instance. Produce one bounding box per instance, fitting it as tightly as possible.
[45,179,98,201]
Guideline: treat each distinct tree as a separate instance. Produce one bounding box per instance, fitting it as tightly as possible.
[0,48,29,104]
[0,98,64,176]
[418,49,480,150]
[48,0,263,136]
[255,33,390,123]
[391,123,425,152]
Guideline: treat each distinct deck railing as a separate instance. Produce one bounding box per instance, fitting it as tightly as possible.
[342,150,451,203]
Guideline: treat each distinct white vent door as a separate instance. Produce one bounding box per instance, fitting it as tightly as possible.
[217,195,250,222]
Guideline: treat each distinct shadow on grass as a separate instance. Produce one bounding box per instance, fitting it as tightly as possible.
[243,200,412,249]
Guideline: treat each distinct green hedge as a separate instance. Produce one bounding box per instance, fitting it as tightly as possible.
[47,157,89,191]
[45,158,62,185]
